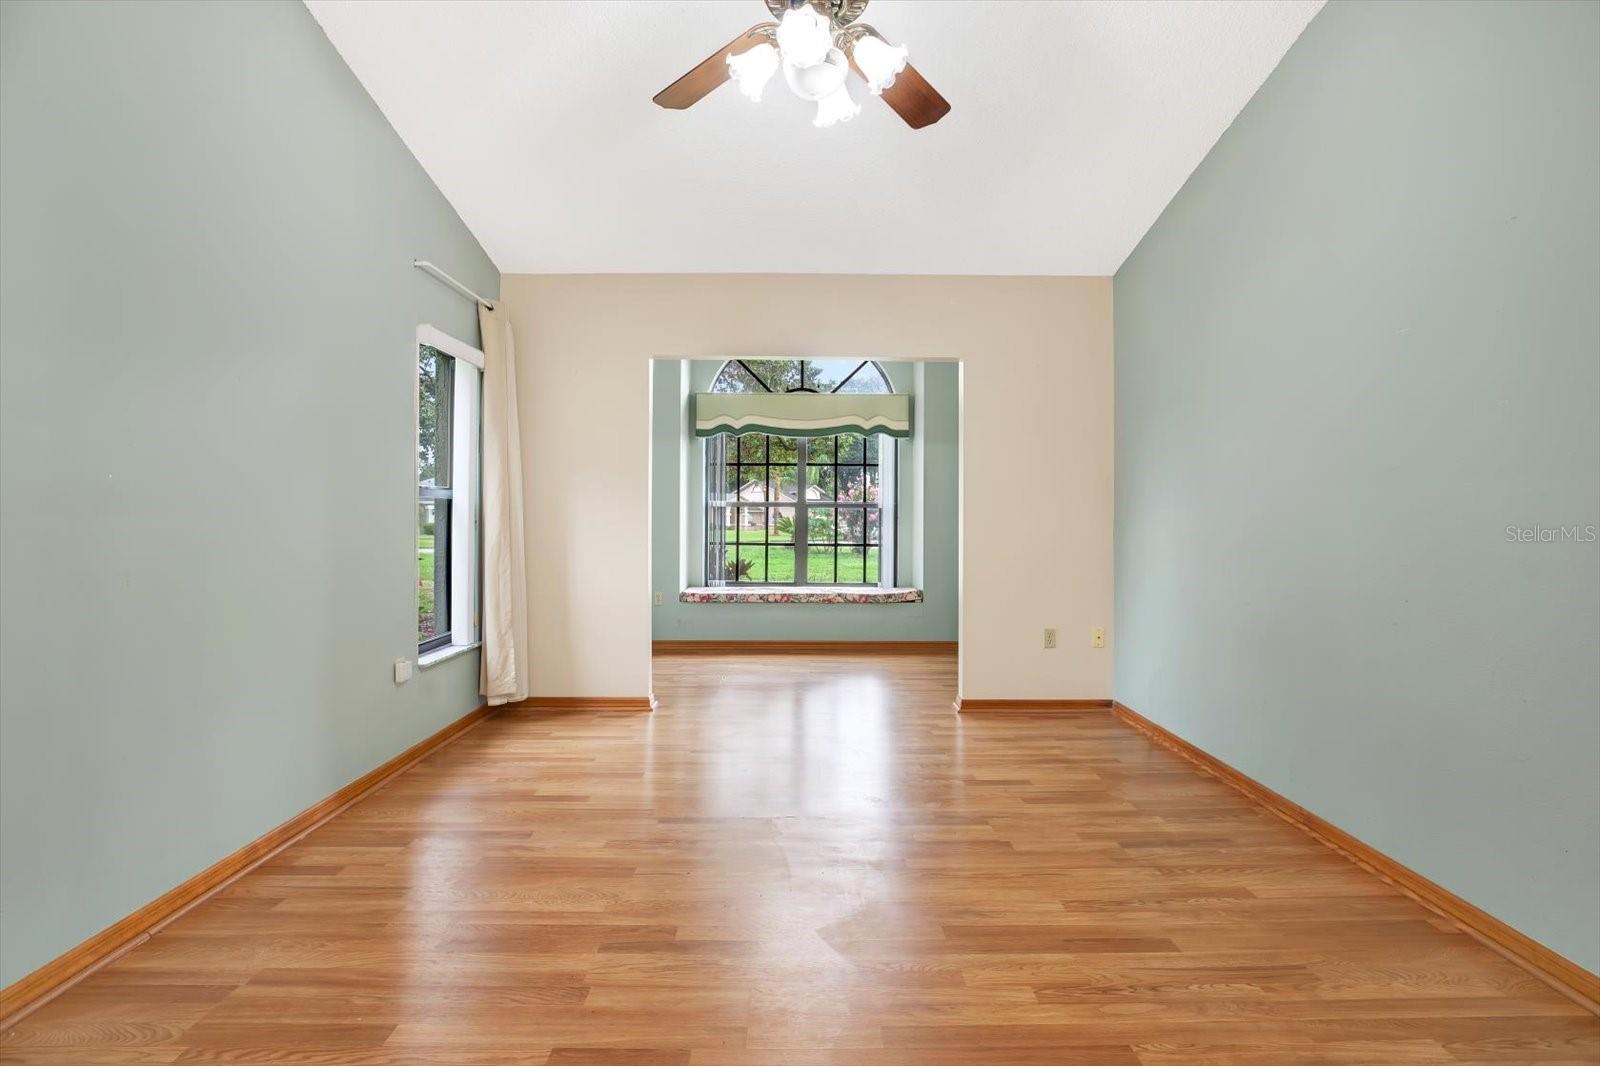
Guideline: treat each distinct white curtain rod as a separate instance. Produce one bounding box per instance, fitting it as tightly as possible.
[413,259,495,311]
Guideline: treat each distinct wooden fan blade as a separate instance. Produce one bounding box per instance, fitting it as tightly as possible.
[653,25,773,110]
[846,27,951,129]
[878,63,950,129]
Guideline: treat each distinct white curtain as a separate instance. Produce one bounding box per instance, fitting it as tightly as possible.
[477,304,528,705]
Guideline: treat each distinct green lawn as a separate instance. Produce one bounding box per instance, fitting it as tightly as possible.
[417,533,435,635]
[723,530,878,585]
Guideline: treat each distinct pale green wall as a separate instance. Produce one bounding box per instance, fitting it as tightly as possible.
[0,0,497,984]
[1115,0,1599,971]
[650,360,958,641]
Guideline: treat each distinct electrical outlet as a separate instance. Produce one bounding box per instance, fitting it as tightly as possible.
[1043,627,1058,649]
[393,658,413,684]
[1091,626,1106,648]
[653,591,664,606]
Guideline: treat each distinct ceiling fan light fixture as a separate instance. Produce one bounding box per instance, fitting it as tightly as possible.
[852,34,908,94]
[726,42,779,101]
[651,0,950,130]
[813,85,861,128]
[775,6,833,69]
[781,46,849,102]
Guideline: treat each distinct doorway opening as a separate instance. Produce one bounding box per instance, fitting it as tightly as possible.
[647,357,962,700]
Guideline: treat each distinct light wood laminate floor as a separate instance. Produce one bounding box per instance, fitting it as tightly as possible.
[3,651,1595,1064]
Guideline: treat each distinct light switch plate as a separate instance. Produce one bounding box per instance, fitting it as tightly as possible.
[394,658,414,684]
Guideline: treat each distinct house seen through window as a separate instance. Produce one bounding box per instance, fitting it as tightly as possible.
[707,359,895,587]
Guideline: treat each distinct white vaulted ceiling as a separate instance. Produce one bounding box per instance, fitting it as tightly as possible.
[305,0,1323,275]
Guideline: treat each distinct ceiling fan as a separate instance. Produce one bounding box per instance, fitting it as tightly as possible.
[653,0,950,130]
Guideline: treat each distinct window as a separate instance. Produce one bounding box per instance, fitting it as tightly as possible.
[706,359,896,586]
[417,326,482,654]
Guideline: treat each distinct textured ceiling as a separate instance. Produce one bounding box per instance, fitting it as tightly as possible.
[306,0,1323,275]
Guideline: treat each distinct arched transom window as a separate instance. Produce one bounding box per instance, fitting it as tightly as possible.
[707,359,896,587]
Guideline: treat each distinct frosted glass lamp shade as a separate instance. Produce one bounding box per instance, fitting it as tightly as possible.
[852,35,908,95]
[813,85,861,128]
[727,43,779,102]
[782,47,849,102]
[775,6,834,68]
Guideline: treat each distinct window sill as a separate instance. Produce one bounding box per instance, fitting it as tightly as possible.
[418,641,480,669]
[679,586,923,605]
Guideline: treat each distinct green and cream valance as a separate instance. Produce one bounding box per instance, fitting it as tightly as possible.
[694,392,912,439]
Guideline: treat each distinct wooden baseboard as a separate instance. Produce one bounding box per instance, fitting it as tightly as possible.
[956,698,1112,712]
[0,701,497,1028]
[1112,701,1600,1013]
[653,640,957,655]
[513,696,656,712]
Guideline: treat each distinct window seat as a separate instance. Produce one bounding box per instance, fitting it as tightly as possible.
[680,586,923,605]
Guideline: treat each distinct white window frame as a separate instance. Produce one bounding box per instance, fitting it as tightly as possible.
[416,325,483,665]
[702,359,898,589]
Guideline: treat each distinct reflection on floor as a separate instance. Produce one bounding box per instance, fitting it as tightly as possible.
[3,650,1594,1063]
